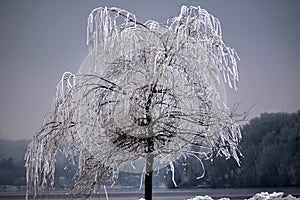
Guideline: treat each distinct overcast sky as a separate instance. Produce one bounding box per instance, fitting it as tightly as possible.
[0,0,299,140]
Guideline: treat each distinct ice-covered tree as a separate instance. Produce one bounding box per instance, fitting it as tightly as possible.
[25,6,241,200]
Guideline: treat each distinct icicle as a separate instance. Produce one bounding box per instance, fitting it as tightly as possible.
[87,12,93,45]
[103,185,109,200]
[169,161,177,187]
[139,168,145,190]
[187,153,205,179]
[130,161,136,170]
[227,71,233,88]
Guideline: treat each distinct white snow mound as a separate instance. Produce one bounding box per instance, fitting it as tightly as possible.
[187,192,299,200]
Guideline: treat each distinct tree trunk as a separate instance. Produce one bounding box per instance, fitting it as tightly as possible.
[145,138,154,200]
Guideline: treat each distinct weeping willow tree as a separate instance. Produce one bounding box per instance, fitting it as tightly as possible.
[25,6,241,200]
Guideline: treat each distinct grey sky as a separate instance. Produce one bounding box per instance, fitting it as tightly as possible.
[0,0,299,140]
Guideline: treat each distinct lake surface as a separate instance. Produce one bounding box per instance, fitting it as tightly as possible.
[1,187,300,200]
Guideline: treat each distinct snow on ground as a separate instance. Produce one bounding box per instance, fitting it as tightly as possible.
[186,192,299,200]
[138,192,299,200]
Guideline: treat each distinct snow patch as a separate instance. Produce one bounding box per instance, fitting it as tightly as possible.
[187,192,299,200]
[187,195,214,200]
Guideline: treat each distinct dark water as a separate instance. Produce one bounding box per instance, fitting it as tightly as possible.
[1,187,300,200]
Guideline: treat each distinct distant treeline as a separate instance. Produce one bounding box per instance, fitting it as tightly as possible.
[1,110,299,188]
[0,139,28,186]
[164,110,300,188]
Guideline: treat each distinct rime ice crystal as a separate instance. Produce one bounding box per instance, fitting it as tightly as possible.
[25,5,241,198]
